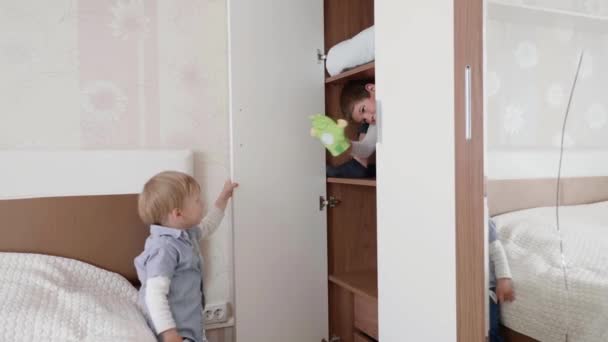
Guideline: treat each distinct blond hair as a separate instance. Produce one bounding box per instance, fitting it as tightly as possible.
[138,171,201,225]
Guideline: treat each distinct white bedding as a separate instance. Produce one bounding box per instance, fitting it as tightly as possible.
[0,252,155,342]
[493,201,608,342]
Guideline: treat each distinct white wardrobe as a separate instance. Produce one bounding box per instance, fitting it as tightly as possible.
[227,0,484,341]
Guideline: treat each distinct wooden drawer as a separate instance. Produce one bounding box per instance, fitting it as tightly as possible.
[354,294,378,340]
[354,331,375,342]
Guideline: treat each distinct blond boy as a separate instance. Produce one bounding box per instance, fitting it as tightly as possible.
[134,171,237,342]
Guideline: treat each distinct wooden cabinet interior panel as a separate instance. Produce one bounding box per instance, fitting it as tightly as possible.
[354,331,375,342]
[327,183,377,275]
[324,0,375,54]
[354,295,379,340]
[330,284,355,342]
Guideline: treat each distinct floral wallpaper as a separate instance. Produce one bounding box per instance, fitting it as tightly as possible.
[499,0,608,16]
[0,1,233,337]
[487,0,608,150]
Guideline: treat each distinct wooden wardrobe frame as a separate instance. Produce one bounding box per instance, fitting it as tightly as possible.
[325,1,487,340]
[455,0,485,341]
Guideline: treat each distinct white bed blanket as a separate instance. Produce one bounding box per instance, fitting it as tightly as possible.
[493,201,608,342]
[0,252,155,342]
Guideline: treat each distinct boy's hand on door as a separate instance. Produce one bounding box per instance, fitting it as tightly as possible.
[215,179,239,210]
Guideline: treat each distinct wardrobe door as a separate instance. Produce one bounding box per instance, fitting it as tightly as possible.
[228,0,328,341]
[375,0,482,341]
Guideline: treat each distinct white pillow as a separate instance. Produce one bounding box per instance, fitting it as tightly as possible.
[326,25,375,77]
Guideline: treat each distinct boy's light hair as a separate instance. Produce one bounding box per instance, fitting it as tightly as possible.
[138,171,201,225]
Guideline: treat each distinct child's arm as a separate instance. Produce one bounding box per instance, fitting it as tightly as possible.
[489,219,515,302]
[143,246,182,340]
[351,124,377,159]
[198,180,238,240]
[159,329,182,342]
[353,132,369,167]
[489,220,511,279]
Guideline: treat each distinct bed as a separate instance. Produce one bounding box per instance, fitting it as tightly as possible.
[488,177,608,342]
[0,150,193,341]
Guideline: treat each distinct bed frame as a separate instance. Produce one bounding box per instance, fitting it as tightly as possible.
[488,176,608,216]
[0,194,146,284]
[0,150,193,286]
[488,176,608,342]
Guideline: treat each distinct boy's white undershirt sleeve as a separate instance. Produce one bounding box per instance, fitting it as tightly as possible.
[351,124,378,158]
[490,240,512,279]
[198,206,225,240]
[145,276,175,334]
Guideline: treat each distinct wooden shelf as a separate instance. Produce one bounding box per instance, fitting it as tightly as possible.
[325,62,375,84]
[327,178,376,187]
[329,271,378,300]
[488,0,608,30]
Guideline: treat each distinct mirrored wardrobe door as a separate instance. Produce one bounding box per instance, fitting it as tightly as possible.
[485,1,608,341]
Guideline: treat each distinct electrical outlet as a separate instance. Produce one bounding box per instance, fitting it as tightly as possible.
[203,302,230,325]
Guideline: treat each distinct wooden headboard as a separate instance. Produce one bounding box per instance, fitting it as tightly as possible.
[487,176,608,216]
[0,150,193,285]
[0,194,146,284]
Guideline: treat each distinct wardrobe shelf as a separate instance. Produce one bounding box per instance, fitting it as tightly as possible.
[327,178,376,187]
[329,271,378,300]
[325,62,375,84]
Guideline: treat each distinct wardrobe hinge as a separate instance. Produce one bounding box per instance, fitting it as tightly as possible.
[319,196,341,211]
[317,49,327,63]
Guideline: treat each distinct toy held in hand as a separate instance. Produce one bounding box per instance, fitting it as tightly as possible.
[310,114,350,157]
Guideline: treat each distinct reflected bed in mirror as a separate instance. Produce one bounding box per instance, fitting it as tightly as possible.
[487,176,608,342]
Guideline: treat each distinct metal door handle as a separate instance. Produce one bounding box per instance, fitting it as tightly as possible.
[465,65,472,141]
[319,196,341,211]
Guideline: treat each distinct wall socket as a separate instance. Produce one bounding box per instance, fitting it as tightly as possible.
[203,302,230,325]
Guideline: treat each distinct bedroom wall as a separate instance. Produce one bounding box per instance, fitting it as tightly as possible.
[0,1,233,340]
[486,1,608,179]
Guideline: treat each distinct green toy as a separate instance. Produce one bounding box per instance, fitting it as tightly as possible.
[309,114,350,157]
